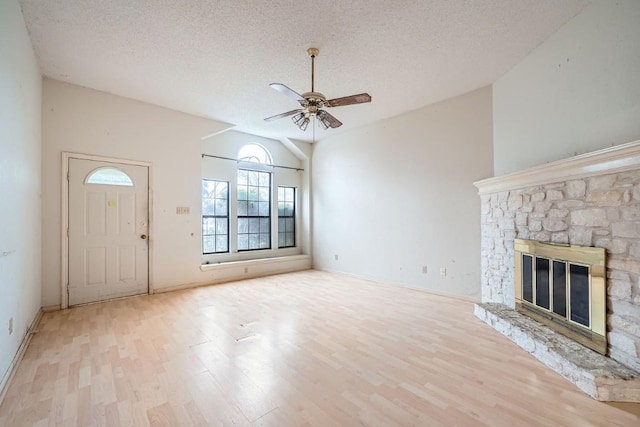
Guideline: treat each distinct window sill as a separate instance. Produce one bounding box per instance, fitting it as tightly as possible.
[202,246,301,264]
[199,254,311,272]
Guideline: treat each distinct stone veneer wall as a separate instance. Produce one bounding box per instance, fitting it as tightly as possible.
[480,170,640,372]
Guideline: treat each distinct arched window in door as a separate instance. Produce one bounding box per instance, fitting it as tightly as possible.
[86,167,134,186]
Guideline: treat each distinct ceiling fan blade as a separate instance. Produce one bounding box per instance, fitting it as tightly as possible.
[264,109,304,122]
[325,93,372,108]
[269,83,306,102]
[321,111,343,128]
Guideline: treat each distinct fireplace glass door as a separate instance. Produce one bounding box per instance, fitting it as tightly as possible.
[521,255,590,329]
[514,239,605,355]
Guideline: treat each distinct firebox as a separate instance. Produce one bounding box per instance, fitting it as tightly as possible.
[514,239,606,354]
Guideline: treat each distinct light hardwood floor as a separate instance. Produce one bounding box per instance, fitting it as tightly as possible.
[1,270,639,426]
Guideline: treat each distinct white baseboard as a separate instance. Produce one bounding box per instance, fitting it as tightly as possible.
[314,267,480,303]
[0,309,43,406]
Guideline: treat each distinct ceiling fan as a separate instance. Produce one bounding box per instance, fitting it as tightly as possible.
[264,48,372,131]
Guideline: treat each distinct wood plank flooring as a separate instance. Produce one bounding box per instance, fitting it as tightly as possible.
[1,270,639,426]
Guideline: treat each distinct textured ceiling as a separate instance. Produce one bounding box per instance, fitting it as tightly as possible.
[20,0,588,142]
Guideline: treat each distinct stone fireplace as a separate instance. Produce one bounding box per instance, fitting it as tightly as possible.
[473,141,640,402]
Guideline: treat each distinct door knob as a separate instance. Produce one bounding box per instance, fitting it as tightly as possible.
[141,234,147,240]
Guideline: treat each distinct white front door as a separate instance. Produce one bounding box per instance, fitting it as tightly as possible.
[68,158,149,305]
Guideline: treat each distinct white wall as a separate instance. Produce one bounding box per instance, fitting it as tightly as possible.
[0,0,42,389]
[494,0,640,175]
[312,87,493,300]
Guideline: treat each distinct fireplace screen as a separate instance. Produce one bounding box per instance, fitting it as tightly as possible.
[514,239,606,354]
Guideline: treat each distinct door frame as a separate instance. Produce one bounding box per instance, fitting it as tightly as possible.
[61,152,153,309]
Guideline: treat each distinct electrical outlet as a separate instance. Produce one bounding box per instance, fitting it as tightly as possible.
[244,267,249,273]
[8,317,13,335]
[422,266,428,274]
[440,268,447,277]
[176,206,190,215]
[334,254,339,261]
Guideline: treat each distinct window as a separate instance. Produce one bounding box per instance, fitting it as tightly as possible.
[86,167,133,186]
[237,169,271,250]
[202,180,229,254]
[238,143,272,164]
[201,143,301,261]
[278,187,296,248]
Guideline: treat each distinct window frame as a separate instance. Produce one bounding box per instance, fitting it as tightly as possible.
[202,179,230,254]
[237,169,272,252]
[278,186,296,248]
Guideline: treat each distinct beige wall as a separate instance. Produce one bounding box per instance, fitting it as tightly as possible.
[0,0,42,389]
[312,87,493,300]
[493,0,640,175]
[42,80,312,308]
[41,80,233,306]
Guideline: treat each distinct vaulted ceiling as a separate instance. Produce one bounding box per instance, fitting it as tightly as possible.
[20,0,588,142]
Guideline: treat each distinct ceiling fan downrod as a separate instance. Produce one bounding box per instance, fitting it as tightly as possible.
[307,47,319,93]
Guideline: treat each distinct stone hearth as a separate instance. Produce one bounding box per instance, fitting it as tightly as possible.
[475,303,640,402]
[474,141,640,402]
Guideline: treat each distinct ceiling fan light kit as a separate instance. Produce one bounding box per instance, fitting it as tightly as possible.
[265,48,372,131]
[292,111,310,131]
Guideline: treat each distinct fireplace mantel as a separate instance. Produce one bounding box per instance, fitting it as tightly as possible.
[474,140,640,195]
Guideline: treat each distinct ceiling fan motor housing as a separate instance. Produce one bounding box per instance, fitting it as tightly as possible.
[300,92,326,114]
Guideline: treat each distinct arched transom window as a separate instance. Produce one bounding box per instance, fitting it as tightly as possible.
[238,143,272,164]
[85,167,134,186]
